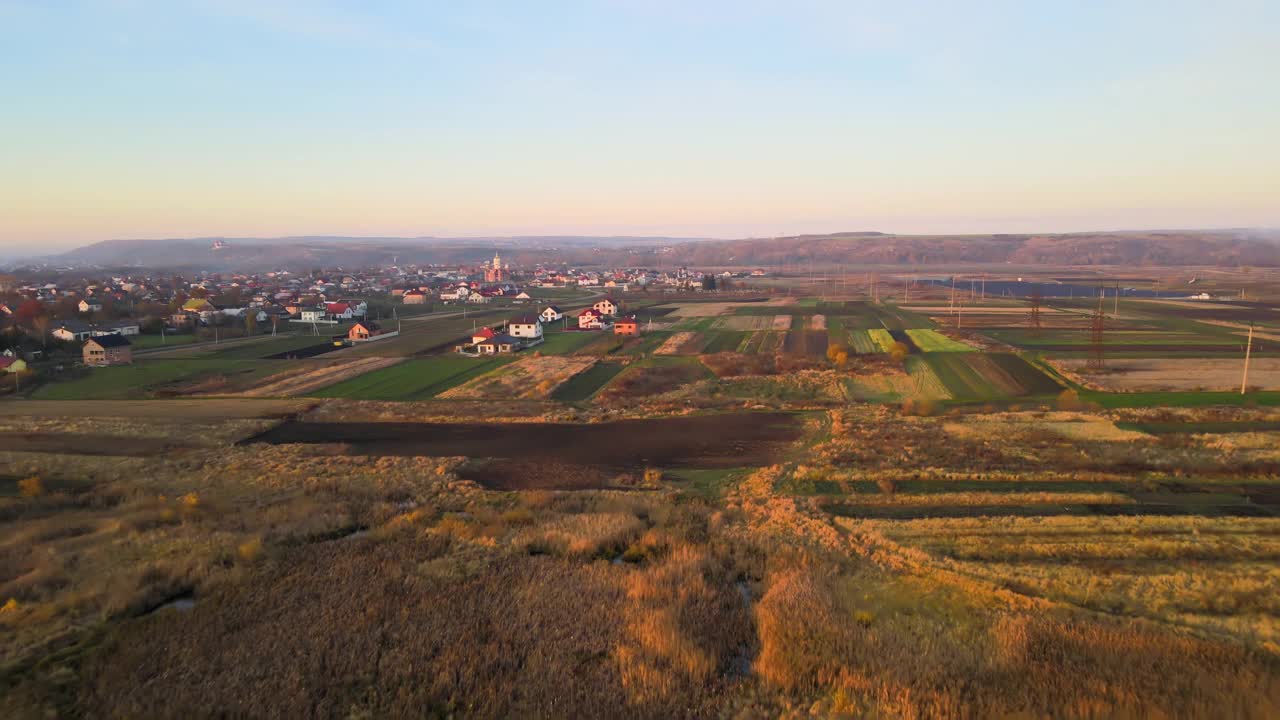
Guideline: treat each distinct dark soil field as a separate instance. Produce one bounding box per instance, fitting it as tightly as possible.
[782,329,828,356]
[0,432,197,456]
[246,413,803,489]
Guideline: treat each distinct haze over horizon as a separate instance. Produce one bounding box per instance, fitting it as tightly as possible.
[3,1,1278,250]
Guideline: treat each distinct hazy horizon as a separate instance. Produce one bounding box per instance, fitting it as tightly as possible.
[3,1,1278,249]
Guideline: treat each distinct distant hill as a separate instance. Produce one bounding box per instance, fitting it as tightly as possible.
[651,230,1280,268]
[47,235,717,271]
[39,229,1280,270]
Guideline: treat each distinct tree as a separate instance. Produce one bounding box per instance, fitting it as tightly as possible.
[14,299,45,324]
[244,312,257,335]
[701,274,717,291]
[889,341,910,364]
[31,315,51,347]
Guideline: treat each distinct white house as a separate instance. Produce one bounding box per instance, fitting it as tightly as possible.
[507,315,543,339]
[325,302,355,320]
[78,299,103,313]
[466,293,490,304]
[53,321,93,342]
[300,308,327,322]
[513,291,532,303]
[578,308,609,330]
[540,305,563,322]
[592,298,620,317]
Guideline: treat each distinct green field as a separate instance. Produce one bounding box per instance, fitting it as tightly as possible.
[550,361,625,401]
[343,312,509,357]
[848,329,877,354]
[128,333,198,349]
[310,355,515,400]
[868,329,897,353]
[205,334,337,359]
[905,329,974,352]
[537,329,602,355]
[32,359,285,400]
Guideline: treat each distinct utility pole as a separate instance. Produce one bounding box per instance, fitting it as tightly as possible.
[981,273,986,300]
[950,275,957,315]
[1088,291,1106,370]
[1241,324,1254,395]
[1113,282,1120,319]
[1028,289,1043,337]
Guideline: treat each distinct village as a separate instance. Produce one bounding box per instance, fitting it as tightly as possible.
[0,250,745,387]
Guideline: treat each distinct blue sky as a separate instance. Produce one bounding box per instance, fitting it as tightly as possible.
[2,1,1278,248]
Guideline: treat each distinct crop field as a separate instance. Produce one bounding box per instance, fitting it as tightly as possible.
[781,327,827,356]
[535,329,602,355]
[440,356,596,399]
[1057,357,1280,392]
[310,355,516,400]
[867,328,897,353]
[920,352,1061,400]
[31,359,290,400]
[596,357,714,400]
[550,361,626,401]
[342,310,510,357]
[905,329,974,352]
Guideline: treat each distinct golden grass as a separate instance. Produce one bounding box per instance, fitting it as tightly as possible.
[439,355,596,399]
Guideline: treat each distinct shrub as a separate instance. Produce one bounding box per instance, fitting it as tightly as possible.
[18,476,44,498]
[237,538,263,563]
[1056,389,1084,411]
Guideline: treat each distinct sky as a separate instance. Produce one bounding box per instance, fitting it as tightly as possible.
[2,0,1278,251]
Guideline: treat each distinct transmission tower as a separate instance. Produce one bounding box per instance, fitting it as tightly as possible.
[1027,289,1043,337]
[1088,291,1106,370]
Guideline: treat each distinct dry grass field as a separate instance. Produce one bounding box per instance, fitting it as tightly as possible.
[1057,358,1280,391]
[439,355,598,399]
[4,363,1280,716]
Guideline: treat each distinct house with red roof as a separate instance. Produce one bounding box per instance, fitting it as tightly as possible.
[578,308,610,330]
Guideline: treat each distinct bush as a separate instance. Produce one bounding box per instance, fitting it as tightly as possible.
[1056,389,1084,411]
[18,476,44,498]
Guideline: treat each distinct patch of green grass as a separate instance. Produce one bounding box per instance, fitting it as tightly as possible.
[311,356,516,399]
[129,334,198,349]
[1115,420,1280,435]
[920,354,1000,400]
[867,329,897,353]
[665,467,747,498]
[536,329,600,355]
[1082,390,1280,409]
[905,329,973,352]
[551,361,625,401]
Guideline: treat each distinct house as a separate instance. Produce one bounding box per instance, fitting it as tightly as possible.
[513,291,532,303]
[402,289,428,305]
[592,298,621,317]
[348,321,387,341]
[614,316,640,337]
[94,321,140,337]
[578,308,609,330]
[472,327,497,345]
[300,308,327,323]
[540,305,563,322]
[78,299,103,313]
[326,302,354,320]
[465,293,490,304]
[0,357,27,373]
[507,315,543,340]
[52,320,93,342]
[83,334,132,366]
[475,333,521,354]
